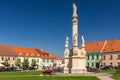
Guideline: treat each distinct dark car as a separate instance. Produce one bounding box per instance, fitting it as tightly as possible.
[115,65,120,70]
[13,68,23,71]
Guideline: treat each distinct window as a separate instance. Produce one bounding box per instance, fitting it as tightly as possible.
[37,53,40,56]
[96,55,99,59]
[92,55,94,60]
[2,56,4,60]
[26,53,29,56]
[37,59,39,63]
[13,57,15,61]
[87,55,89,60]
[8,57,10,61]
[31,59,34,62]
[47,59,49,62]
[92,62,94,67]
[18,52,22,56]
[31,53,34,56]
[103,55,106,60]
[43,59,45,62]
[87,62,89,67]
[118,62,120,66]
[110,55,113,60]
[110,62,112,66]
[103,63,106,65]
[117,55,120,59]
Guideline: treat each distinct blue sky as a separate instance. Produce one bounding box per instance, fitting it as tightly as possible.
[0,0,120,58]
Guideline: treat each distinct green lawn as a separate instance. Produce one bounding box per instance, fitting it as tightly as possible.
[99,70,120,80]
[113,76,120,80]
[0,70,42,76]
[99,70,116,74]
[0,71,99,80]
[0,76,100,80]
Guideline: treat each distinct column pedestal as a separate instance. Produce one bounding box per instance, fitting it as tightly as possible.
[71,56,87,74]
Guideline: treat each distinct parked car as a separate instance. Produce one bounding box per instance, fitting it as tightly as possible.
[115,65,120,70]
[13,68,23,71]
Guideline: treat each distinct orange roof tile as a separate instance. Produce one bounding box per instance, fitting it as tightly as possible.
[49,54,61,61]
[103,39,120,53]
[0,44,61,59]
[85,41,105,53]
[13,47,39,57]
[84,39,120,53]
[0,44,16,56]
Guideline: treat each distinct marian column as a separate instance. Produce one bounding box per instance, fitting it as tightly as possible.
[71,3,87,74]
[64,3,87,74]
[72,3,78,48]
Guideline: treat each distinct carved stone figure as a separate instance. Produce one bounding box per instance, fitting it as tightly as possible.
[73,3,77,15]
[65,37,69,48]
[81,35,85,44]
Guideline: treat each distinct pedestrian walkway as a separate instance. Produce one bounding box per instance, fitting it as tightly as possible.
[51,72,115,80]
[95,73,114,80]
[96,76,114,80]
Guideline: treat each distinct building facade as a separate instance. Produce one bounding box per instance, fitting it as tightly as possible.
[85,39,120,68]
[102,52,120,67]
[0,44,62,70]
[86,52,101,68]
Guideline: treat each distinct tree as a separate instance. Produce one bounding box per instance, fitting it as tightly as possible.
[15,58,21,68]
[2,58,10,67]
[31,59,37,69]
[22,58,29,70]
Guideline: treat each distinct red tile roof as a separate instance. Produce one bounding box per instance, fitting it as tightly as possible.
[13,47,39,57]
[103,40,120,53]
[85,41,105,53]
[0,44,16,56]
[50,54,61,62]
[13,47,53,58]
[0,44,61,59]
[84,39,120,53]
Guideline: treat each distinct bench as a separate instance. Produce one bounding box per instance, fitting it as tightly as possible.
[113,70,120,76]
[43,69,52,76]
[87,68,98,72]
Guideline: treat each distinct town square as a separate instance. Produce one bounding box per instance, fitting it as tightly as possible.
[0,0,120,80]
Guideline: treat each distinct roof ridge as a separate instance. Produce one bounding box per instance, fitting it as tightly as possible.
[100,40,107,52]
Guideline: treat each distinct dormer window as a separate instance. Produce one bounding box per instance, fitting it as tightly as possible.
[31,53,34,56]
[37,53,40,56]
[18,52,22,56]
[26,53,29,56]
[43,54,45,56]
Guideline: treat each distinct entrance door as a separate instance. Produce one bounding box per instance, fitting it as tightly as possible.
[96,62,99,68]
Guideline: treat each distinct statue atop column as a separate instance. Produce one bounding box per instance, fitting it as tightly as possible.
[73,3,77,17]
